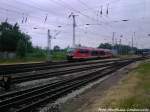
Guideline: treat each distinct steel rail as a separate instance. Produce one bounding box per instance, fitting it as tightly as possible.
[0,58,120,75]
[14,62,132,112]
[0,57,144,90]
[0,60,130,90]
[12,61,117,83]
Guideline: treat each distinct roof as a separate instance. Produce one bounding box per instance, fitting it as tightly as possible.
[75,47,112,52]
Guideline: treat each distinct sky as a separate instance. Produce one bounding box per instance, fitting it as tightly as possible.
[0,0,150,49]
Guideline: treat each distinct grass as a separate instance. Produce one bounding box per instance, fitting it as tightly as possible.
[51,51,67,61]
[99,60,150,109]
[0,57,47,65]
[119,62,150,109]
[0,51,67,64]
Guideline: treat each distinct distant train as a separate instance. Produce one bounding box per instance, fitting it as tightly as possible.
[66,47,113,60]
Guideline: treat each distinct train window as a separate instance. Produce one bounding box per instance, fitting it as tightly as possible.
[79,49,89,54]
[99,51,105,55]
[91,51,98,56]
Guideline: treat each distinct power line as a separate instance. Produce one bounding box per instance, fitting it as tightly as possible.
[51,0,99,23]
[77,27,110,37]
[0,1,126,28]
[14,0,58,16]
[77,0,110,25]
[0,0,129,46]
[0,0,136,37]
[0,8,132,38]
[1,0,70,23]
[77,0,97,13]
[0,7,72,27]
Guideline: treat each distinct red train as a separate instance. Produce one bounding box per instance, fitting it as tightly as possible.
[67,47,113,60]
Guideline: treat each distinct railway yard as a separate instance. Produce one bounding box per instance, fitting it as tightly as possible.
[0,57,149,112]
[1,0,150,111]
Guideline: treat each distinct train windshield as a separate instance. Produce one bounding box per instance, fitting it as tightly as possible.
[67,48,75,53]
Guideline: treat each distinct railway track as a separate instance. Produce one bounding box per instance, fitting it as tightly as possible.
[0,57,145,90]
[0,58,138,89]
[0,61,68,75]
[0,58,120,75]
[9,60,121,83]
[0,59,139,112]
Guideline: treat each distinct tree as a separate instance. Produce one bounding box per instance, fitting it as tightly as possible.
[16,39,26,57]
[0,22,33,57]
[98,43,138,55]
[98,43,112,49]
[53,45,60,51]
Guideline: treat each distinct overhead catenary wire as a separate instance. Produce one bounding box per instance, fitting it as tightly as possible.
[0,5,132,36]
[77,0,97,13]
[12,0,59,16]
[1,0,123,24]
[50,0,99,23]
[50,0,116,30]
[0,6,130,29]
[0,7,72,28]
[0,0,69,23]
[0,0,127,28]
[0,8,113,32]
[0,0,139,45]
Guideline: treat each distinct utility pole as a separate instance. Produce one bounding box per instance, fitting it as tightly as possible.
[47,29,51,61]
[106,3,109,16]
[115,37,118,54]
[119,38,122,55]
[131,34,133,50]
[120,35,123,55]
[112,32,115,49]
[131,32,135,54]
[69,12,78,48]
[47,29,61,61]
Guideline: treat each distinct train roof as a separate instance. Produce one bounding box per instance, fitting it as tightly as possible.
[74,47,112,52]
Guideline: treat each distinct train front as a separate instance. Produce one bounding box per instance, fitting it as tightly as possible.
[66,48,75,60]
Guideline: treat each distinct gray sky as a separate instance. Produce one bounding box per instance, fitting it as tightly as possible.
[0,0,150,49]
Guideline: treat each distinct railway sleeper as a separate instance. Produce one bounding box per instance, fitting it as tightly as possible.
[0,57,145,91]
